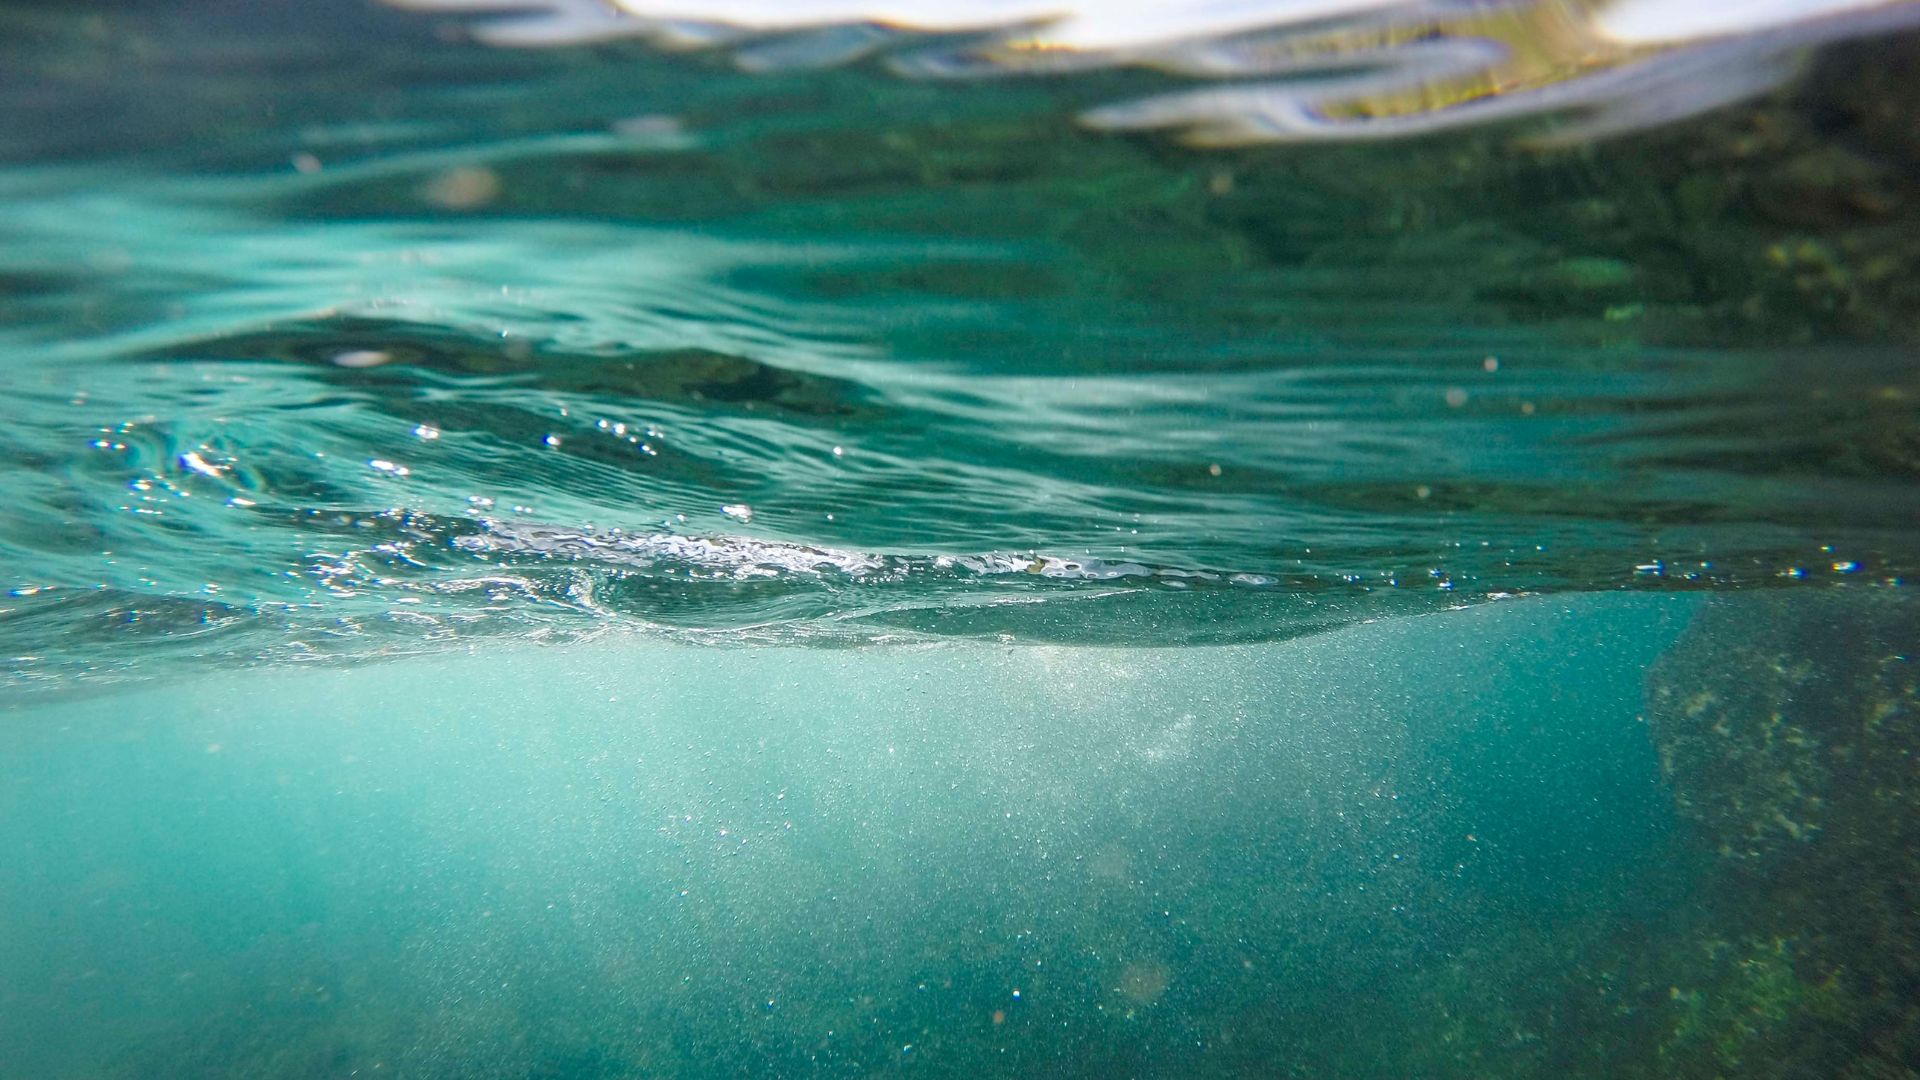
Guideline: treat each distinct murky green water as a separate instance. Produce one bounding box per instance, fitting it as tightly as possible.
[2,1,1916,1077]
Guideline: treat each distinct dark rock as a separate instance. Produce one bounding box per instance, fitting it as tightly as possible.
[1644,590,1920,1077]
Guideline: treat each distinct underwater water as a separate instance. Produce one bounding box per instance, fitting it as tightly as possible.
[2,0,1918,1076]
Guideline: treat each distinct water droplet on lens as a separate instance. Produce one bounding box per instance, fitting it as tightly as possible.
[422,165,502,210]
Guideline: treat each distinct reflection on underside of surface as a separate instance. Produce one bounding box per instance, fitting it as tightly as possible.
[389,0,1920,143]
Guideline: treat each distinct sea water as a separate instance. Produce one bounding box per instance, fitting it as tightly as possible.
[1,2,1916,1077]
[5,597,1698,1079]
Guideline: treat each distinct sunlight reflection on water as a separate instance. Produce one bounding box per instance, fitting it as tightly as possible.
[389,0,1920,142]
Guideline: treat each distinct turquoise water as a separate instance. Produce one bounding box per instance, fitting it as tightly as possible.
[2,1,1918,1076]
[7,598,1699,1079]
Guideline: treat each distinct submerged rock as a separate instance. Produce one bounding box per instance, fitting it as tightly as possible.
[1646,591,1918,867]
[1644,590,1920,1076]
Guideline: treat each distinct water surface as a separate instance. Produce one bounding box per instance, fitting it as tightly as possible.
[2,1,1917,1076]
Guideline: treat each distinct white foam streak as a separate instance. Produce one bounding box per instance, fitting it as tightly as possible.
[1597,0,1901,43]
[608,0,1410,50]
